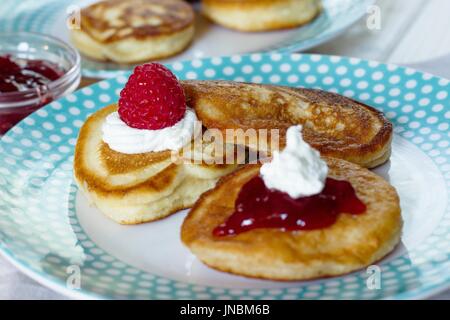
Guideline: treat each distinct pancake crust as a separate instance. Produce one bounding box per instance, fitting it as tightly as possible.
[74,104,240,224]
[71,0,195,63]
[181,158,402,280]
[202,0,321,32]
[182,80,393,168]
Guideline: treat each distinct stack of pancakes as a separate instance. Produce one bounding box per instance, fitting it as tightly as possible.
[74,80,402,281]
[74,104,241,224]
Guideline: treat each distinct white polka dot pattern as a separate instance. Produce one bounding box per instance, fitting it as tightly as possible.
[0,53,449,300]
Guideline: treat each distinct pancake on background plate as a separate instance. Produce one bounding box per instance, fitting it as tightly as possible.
[201,0,322,32]
[71,0,195,63]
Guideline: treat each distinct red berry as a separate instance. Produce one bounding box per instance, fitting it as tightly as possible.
[118,63,186,130]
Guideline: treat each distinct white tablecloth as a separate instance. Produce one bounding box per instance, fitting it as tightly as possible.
[0,258,65,299]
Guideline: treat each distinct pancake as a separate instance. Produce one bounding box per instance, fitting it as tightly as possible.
[70,0,195,63]
[201,0,321,32]
[182,80,393,168]
[181,158,402,280]
[74,104,241,224]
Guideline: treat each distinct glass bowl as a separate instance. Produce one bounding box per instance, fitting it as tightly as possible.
[0,32,81,135]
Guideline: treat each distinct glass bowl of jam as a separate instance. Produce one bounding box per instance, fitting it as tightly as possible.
[0,32,81,135]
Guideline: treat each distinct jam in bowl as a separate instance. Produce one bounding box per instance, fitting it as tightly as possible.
[0,32,81,135]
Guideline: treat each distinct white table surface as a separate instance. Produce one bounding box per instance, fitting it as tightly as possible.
[1,0,450,300]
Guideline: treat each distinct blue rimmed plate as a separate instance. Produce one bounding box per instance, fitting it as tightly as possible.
[0,0,374,78]
[0,53,449,299]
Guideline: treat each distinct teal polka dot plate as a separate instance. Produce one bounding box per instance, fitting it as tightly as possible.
[1,53,450,300]
[0,0,374,78]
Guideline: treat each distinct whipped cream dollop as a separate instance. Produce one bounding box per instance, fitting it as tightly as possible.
[102,109,199,154]
[260,125,328,199]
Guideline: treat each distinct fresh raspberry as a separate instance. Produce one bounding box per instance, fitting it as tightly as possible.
[118,63,186,130]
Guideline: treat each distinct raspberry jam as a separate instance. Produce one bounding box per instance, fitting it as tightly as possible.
[0,54,64,134]
[0,55,63,93]
[213,176,367,237]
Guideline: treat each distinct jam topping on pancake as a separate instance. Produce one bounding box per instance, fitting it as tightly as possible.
[80,0,194,43]
[213,176,366,237]
[213,125,366,236]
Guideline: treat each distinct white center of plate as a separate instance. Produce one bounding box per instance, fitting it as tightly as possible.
[76,135,448,288]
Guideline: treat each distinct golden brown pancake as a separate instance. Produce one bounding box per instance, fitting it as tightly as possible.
[182,80,393,168]
[71,0,195,63]
[181,158,402,281]
[201,0,321,32]
[74,104,241,224]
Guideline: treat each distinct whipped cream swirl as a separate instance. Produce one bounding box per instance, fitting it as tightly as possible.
[102,109,199,154]
[260,125,328,198]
